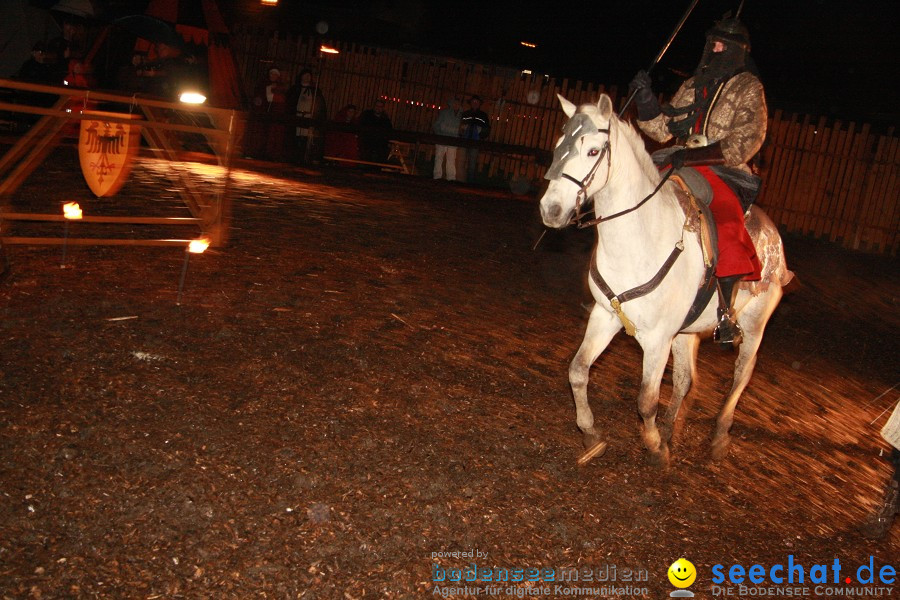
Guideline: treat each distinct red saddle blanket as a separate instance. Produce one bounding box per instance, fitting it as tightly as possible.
[695,166,762,281]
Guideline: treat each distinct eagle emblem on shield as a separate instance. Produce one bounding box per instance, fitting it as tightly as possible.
[78,110,142,197]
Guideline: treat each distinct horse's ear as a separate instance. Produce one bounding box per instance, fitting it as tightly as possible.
[557,94,576,118]
[596,94,613,120]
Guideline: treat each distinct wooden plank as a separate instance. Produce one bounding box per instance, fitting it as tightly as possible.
[832,123,870,246]
[757,110,785,219]
[0,237,193,247]
[800,116,830,235]
[767,114,799,232]
[853,133,887,250]
[812,120,846,238]
[782,114,814,233]
[859,132,899,251]
[823,122,855,242]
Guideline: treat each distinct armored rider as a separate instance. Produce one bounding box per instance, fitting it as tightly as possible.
[629,17,765,346]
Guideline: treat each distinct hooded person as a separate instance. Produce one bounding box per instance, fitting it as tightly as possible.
[628,17,766,347]
[432,96,462,181]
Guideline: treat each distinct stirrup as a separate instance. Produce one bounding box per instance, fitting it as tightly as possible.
[713,310,743,345]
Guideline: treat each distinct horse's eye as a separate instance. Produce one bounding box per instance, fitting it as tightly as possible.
[587,148,600,157]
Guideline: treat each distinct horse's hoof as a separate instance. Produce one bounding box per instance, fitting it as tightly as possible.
[711,435,731,461]
[577,440,608,466]
[648,444,670,469]
[660,422,674,444]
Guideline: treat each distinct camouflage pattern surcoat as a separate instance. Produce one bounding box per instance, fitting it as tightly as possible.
[636,71,767,174]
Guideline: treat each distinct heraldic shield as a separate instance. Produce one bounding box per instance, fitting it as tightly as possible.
[78,110,142,197]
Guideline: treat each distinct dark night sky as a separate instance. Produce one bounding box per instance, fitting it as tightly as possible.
[112,0,898,126]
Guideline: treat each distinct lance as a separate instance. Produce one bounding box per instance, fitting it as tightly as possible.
[619,0,701,117]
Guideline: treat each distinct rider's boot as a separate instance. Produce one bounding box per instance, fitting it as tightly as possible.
[713,275,743,346]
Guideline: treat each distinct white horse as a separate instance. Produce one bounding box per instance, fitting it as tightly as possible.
[540,94,792,466]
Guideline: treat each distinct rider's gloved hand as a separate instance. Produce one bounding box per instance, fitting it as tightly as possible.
[669,148,687,170]
[628,70,661,121]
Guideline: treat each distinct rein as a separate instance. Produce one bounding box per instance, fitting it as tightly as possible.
[574,167,675,229]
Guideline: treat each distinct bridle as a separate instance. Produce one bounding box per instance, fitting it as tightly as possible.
[558,129,611,226]
[550,116,674,229]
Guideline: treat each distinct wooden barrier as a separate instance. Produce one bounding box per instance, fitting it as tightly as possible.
[0,78,240,248]
[231,26,898,255]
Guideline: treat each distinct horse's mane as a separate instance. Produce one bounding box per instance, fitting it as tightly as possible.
[577,103,660,184]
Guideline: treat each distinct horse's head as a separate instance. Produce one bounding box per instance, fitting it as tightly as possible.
[539,94,615,228]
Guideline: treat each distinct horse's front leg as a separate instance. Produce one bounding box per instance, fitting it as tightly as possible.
[570,305,621,457]
[636,335,674,468]
[661,333,700,444]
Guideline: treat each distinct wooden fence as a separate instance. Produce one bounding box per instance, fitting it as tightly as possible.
[230,26,898,255]
[758,112,897,254]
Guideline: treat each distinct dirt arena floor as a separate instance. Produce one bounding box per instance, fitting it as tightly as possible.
[1,154,898,598]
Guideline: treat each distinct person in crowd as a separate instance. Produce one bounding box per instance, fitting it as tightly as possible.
[324,103,360,161]
[460,95,490,182]
[116,50,149,93]
[49,17,91,87]
[16,42,58,85]
[139,41,187,100]
[287,69,327,165]
[358,98,393,164]
[432,95,462,181]
[245,68,289,161]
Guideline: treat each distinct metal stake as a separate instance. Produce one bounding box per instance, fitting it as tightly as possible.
[61,221,70,267]
[176,247,191,305]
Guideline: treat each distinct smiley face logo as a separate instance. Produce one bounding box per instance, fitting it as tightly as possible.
[668,558,697,588]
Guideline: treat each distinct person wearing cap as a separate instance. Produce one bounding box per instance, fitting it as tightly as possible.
[628,17,766,347]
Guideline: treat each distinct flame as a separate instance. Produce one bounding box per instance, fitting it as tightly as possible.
[188,238,210,254]
[319,45,339,54]
[63,202,83,220]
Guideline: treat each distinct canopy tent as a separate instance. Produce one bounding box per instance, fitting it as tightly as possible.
[137,0,242,109]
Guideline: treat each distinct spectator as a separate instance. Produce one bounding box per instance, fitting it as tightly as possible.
[358,99,393,164]
[245,68,289,161]
[49,17,91,87]
[460,95,490,182]
[287,69,327,165]
[16,42,57,85]
[116,50,149,93]
[432,95,462,181]
[324,103,360,161]
[140,41,186,100]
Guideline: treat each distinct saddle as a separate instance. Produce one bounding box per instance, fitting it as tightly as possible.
[653,146,761,212]
[669,170,719,331]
